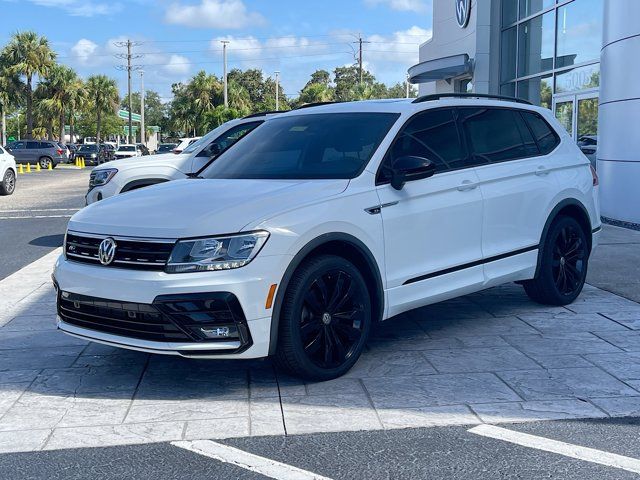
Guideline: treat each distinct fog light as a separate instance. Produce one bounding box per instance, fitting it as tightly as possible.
[198,325,238,339]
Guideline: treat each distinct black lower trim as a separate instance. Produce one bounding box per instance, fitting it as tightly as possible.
[592,226,602,234]
[403,245,539,285]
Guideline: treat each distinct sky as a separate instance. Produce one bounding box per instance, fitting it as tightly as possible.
[0,0,433,102]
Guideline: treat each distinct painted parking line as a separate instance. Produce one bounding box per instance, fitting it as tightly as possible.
[468,424,640,475]
[0,214,74,219]
[0,208,79,213]
[172,440,332,480]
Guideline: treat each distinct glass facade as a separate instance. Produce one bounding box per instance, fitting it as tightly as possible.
[500,0,603,105]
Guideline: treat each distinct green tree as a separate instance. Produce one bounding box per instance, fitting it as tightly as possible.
[298,83,334,105]
[303,69,331,90]
[66,76,87,143]
[38,64,78,142]
[0,56,23,144]
[188,71,222,134]
[86,75,119,143]
[387,81,417,99]
[121,90,167,127]
[1,31,56,138]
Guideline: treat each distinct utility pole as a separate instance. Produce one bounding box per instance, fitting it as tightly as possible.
[406,74,410,99]
[140,70,145,145]
[115,40,143,144]
[221,40,229,108]
[353,35,371,85]
[274,71,280,111]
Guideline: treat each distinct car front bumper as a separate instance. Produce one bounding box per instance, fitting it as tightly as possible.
[53,253,291,359]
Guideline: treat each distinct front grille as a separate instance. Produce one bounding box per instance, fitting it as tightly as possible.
[65,232,175,270]
[58,291,253,351]
[58,291,193,342]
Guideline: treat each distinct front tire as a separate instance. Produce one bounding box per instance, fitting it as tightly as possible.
[523,216,589,305]
[0,169,16,195]
[275,255,372,381]
[39,157,52,169]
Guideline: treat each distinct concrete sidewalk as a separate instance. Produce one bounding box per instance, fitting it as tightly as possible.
[588,224,640,303]
[0,226,639,454]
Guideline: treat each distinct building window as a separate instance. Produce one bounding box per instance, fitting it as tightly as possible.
[555,64,600,94]
[517,11,555,77]
[517,74,553,109]
[556,0,603,68]
[501,27,517,82]
[519,0,555,20]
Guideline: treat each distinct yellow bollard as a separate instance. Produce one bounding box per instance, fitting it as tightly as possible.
[26,163,31,173]
[48,162,53,171]
[75,158,79,167]
[36,163,41,172]
[81,158,86,169]
[18,164,24,174]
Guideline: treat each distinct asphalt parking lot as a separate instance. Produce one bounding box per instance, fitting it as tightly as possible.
[0,166,90,280]
[1,171,640,479]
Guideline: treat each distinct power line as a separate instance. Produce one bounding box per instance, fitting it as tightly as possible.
[114,39,144,143]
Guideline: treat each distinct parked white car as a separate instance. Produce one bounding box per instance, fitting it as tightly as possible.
[173,137,202,154]
[86,115,268,204]
[0,146,17,195]
[114,144,142,159]
[55,96,601,380]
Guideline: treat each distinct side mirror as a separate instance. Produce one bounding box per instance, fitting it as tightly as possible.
[390,156,437,190]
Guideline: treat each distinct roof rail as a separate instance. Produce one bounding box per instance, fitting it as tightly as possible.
[412,93,533,105]
[295,101,340,110]
[242,110,284,119]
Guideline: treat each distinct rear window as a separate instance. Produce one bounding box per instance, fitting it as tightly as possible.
[118,146,136,152]
[459,107,539,164]
[522,112,560,155]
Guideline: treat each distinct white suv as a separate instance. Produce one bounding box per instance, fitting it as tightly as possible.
[54,95,601,380]
[0,146,17,195]
[86,116,267,204]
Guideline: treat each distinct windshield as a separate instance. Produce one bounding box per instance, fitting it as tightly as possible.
[118,146,135,152]
[78,145,98,152]
[202,113,399,180]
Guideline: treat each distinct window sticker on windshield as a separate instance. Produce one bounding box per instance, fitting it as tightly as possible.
[290,126,308,132]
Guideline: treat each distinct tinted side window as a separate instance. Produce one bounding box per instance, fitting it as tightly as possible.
[379,109,466,181]
[459,108,540,164]
[197,121,262,158]
[26,141,40,149]
[522,111,560,155]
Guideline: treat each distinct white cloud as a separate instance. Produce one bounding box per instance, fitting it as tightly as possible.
[364,0,430,13]
[70,39,99,66]
[366,26,431,63]
[26,0,121,16]
[164,55,191,75]
[165,0,265,29]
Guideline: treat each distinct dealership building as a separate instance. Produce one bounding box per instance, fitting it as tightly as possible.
[408,0,639,225]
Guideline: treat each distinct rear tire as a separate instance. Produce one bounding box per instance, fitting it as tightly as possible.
[0,169,16,195]
[39,157,52,169]
[523,215,589,305]
[275,255,372,381]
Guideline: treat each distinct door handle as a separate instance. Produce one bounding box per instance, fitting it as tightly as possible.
[457,180,478,192]
[535,166,550,176]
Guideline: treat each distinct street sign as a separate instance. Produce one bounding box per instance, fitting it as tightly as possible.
[117,109,142,123]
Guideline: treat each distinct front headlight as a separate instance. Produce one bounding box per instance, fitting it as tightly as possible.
[90,168,118,187]
[165,231,269,273]
[90,153,97,158]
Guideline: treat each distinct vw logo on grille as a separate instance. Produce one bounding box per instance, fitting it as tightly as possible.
[98,237,117,266]
[455,0,471,28]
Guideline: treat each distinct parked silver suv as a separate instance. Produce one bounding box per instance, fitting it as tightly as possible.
[6,140,68,168]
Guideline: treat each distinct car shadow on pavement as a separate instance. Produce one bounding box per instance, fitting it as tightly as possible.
[29,234,65,248]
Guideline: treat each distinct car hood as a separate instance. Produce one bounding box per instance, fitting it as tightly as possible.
[69,178,349,238]
[97,153,190,171]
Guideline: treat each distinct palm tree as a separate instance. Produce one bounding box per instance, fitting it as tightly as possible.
[39,64,78,142]
[227,80,251,114]
[0,57,23,145]
[86,75,119,143]
[1,31,56,138]
[187,71,221,134]
[66,77,86,143]
[299,83,334,105]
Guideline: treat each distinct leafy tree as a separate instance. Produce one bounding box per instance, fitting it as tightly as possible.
[66,76,87,143]
[121,90,167,127]
[1,31,56,138]
[38,64,78,141]
[205,105,244,129]
[387,81,417,99]
[298,83,334,105]
[86,75,119,143]
[303,69,331,90]
[333,65,376,102]
[0,56,23,144]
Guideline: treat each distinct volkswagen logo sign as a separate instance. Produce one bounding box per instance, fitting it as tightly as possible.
[98,237,117,266]
[455,0,471,28]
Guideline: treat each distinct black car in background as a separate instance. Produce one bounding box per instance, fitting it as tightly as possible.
[156,143,177,154]
[75,144,110,166]
[136,143,150,156]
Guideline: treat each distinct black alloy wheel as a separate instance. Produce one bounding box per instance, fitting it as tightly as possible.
[276,255,371,380]
[523,215,589,305]
[39,157,52,169]
[552,223,587,296]
[0,169,16,195]
[300,269,366,369]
